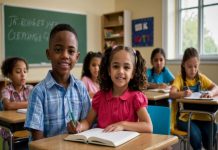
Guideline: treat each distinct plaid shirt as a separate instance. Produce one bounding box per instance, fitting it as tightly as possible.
[24,71,91,138]
[1,83,33,102]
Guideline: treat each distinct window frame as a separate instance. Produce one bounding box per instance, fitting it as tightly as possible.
[177,0,218,60]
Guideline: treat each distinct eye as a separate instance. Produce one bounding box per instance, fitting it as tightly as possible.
[68,48,76,55]
[54,46,62,53]
[112,64,119,69]
[124,66,130,70]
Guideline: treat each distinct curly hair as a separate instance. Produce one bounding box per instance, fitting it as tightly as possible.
[1,57,29,78]
[98,45,147,92]
[181,47,200,86]
[81,51,102,78]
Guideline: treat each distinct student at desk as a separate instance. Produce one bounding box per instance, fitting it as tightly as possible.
[146,48,174,89]
[170,47,218,150]
[0,57,33,110]
[24,24,91,140]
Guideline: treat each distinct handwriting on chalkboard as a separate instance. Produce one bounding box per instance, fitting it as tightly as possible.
[7,15,58,42]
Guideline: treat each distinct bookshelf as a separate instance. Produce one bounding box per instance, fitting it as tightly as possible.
[101,10,131,51]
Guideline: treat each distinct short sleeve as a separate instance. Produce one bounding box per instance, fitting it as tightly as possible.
[92,91,103,112]
[1,87,10,99]
[133,92,148,111]
[172,75,183,91]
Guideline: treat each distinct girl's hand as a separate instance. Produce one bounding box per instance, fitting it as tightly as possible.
[67,121,82,134]
[103,123,124,132]
[158,83,168,89]
[200,91,212,98]
[184,89,192,97]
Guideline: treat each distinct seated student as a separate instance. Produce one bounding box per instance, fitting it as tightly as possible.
[68,46,153,133]
[1,57,33,110]
[170,47,218,150]
[24,24,91,140]
[147,48,174,89]
[81,51,102,98]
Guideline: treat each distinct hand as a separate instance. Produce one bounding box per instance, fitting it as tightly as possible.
[200,91,212,98]
[158,83,168,89]
[103,123,124,132]
[184,89,192,97]
[67,121,82,134]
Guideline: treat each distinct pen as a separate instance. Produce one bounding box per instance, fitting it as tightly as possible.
[68,112,78,128]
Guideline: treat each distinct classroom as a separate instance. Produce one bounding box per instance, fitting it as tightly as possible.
[0,0,218,150]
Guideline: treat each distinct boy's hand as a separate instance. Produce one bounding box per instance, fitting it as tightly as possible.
[67,121,82,134]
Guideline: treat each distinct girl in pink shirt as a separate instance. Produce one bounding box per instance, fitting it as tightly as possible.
[69,45,153,133]
[81,51,102,98]
[1,57,33,110]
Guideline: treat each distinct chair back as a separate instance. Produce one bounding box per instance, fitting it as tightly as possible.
[147,105,171,135]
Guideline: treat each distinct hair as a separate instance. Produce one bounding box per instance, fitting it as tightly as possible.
[1,57,29,78]
[150,48,166,76]
[181,47,200,85]
[99,45,147,91]
[81,51,103,78]
[49,24,78,45]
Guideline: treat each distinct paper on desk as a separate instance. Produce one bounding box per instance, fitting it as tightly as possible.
[184,92,213,100]
[16,108,27,113]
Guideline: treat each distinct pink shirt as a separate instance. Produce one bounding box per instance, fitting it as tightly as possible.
[1,83,33,102]
[81,76,100,95]
[92,89,148,128]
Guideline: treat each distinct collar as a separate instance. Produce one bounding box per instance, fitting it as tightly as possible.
[7,83,27,91]
[106,89,131,101]
[45,70,75,89]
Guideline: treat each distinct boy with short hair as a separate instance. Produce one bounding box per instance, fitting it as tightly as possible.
[25,24,91,140]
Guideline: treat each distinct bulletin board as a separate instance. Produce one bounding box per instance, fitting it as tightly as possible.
[132,17,153,47]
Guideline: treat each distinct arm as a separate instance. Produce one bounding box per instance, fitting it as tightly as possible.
[31,129,45,141]
[169,86,192,99]
[104,107,153,133]
[2,98,28,110]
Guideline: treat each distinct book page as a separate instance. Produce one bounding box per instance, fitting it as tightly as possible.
[64,128,104,143]
[88,129,140,147]
[184,92,213,100]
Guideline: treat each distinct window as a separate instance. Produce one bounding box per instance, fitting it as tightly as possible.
[177,0,218,59]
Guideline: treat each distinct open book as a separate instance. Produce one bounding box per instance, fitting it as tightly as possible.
[148,88,170,93]
[64,128,140,147]
[184,92,213,100]
[16,108,27,113]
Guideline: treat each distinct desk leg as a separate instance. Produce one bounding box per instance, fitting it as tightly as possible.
[187,112,192,150]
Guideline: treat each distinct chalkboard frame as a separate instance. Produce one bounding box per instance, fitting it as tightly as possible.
[2,4,87,65]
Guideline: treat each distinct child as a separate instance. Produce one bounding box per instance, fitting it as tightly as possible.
[170,47,218,150]
[81,51,102,98]
[1,57,33,110]
[69,45,153,133]
[147,48,174,89]
[24,24,91,140]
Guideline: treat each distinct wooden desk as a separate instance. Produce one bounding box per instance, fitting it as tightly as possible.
[143,91,169,106]
[0,110,26,132]
[177,98,218,150]
[29,133,178,150]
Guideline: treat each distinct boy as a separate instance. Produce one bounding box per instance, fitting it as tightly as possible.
[25,24,91,140]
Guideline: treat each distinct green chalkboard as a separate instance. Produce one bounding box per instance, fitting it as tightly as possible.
[4,5,87,64]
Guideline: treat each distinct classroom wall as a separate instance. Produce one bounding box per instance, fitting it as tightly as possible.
[115,0,218,84]
[0,0,115,81]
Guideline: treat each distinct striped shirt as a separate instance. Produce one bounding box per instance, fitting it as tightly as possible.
[24,71,91,138]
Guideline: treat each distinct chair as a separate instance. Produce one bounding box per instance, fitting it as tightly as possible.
[169,99,188,150]
[147,105,171,135]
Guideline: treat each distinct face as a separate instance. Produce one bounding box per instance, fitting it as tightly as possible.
[109,50,134,91]
[183,57,199,79]
[46,31,79,78]
[151,52,165,73]
[89,57,101,80]
[8,61,27,87]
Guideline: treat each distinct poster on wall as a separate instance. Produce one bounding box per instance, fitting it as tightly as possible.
[132,17,153,47]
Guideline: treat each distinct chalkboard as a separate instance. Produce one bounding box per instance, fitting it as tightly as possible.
[3,5,87,64]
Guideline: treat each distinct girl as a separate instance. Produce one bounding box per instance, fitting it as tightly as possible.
[1,57,33,110]
[69,45,153,133]
[147,48,174,89]
[170,47,218,150]
[81,51,102,98]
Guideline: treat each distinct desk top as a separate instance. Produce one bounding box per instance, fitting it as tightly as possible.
[177,98,218,105]
[0,110,26,123]
[29,133,178,150]
[143,91,169,101]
